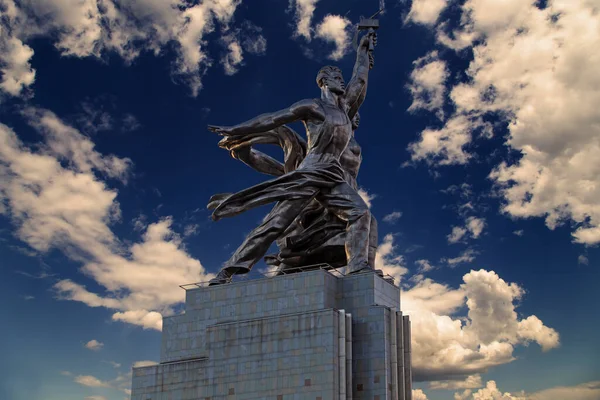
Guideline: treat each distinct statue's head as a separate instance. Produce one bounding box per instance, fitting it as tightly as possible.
[316,66,345,95]
[351,112,360,130]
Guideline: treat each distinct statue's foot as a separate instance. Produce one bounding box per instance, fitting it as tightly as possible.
[346,262,370,275]
[208,269,233,286]
[347,265,384,278]
[207,266,251,286]
[272,263,299,276]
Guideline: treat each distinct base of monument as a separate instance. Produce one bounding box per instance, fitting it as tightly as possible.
[132,268,412,399]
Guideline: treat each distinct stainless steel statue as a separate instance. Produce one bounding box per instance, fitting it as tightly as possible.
[214,113,379,275]
[207,28,378,285]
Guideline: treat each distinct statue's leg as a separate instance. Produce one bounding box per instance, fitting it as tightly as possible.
[368,215,378,269]
[318,183,371,274]
[209,196,314,285]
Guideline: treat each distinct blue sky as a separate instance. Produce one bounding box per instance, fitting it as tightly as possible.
[0,0,599,399]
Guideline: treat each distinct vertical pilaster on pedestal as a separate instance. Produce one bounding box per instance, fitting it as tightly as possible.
[390,311,398,400]
[339,309,347,400]
[396,311,406,400]
[346,313,353,400]
[403,315,413,400]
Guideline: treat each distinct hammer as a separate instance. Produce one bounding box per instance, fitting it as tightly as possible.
[352,8,383,51]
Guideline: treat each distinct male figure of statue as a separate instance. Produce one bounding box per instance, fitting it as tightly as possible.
[207,30,377,285]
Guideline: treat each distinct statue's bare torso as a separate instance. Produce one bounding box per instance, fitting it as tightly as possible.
[302,100,353,165]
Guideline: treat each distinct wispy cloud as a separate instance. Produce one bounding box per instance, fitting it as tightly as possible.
[75,375,111,388]
[443,248,478,267]
[415,259,435,273]
[407,0,600,245]
[358,188,376,209]
[375,234,408,282]
[383,211,402,224]
[289,0,319,40]
[0,0,262,97]
[448,217,486,244]
[315,14,352,60]
[0,110,213,330]
[85,340,104,351]
[133,360,158,368]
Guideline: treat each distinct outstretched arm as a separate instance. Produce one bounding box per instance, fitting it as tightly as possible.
[232,147,286,177]
[208,99,323,137]
[219,125,307,176]
[344,30,376,119]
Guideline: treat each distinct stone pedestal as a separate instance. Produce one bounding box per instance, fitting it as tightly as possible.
[131,269,412,399]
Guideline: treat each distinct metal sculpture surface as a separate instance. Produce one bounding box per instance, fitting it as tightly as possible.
[207,27,378,285]
[214,113,378,276]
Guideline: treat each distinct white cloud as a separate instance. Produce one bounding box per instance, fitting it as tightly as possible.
[24,108,131,181]
[430,374,483,390]
[462,270,524,344]
[409,115,490,166]
[358,187,376,209]
[133,360,158,368]
[415,259,435,273]
[407,0,449,25]
[290,0,319,40]
[375,233,408,282]
[408,0,600,245]
[75,375,111,388]
[183,223,200,238]
[243,35,267,55]
[221,35,244,75]
[121,113,141,132]
[240,22,267,55]
[84,397,107,400]
[219,23,267,76]
[315,14,351,61]
[516,315,560,352]
[452,379,600,400]
[0,0,261,97]
[75,370,134,396]
[413,388,429,400]
[578,255,589,265]
[454,380,527,400]
[442,183,474,199]
[0,35,35,96]
[513,230,524,237]
[0,111,213,330]
[404,276,465,316]
[445,249,477,266]
[288,2,352,61]
[528,380,600,400]
[383,211,403,223]
[466,217,485,239]
[85,339,104,351]
[448,226,468,244]
[404,269,559,382]
[112,310,163,331]
[408,51,448,119]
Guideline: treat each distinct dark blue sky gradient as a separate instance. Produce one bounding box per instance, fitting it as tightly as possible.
[0,1,598,399]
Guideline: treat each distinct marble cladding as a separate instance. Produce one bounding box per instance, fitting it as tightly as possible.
[132,269,412,400]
